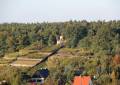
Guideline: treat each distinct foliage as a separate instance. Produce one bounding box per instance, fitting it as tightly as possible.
[0,21,119,55]
[0,20,120,85]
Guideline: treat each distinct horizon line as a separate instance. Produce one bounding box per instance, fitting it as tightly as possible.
[0,19,120,24]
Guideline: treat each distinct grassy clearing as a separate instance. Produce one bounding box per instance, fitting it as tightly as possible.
[3,45,55,60]
[19,49,38,56]
[41,45,60,52]
[0,59,13,64]
[20,52,46,59]
[4,52,19,59]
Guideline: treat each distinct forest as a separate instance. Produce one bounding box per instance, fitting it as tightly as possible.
[0,20,120,85]
[0,20,120,55]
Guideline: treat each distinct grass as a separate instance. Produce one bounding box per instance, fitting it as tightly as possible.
[41,45,60,52]
[20,52,46,59]
[11,60,41,67]
[4,52,19,59]
[0,59,12,64]
[19,49,38,56]
[4,48,43,59]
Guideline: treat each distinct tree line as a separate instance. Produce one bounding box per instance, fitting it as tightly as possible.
[0,20,120,56]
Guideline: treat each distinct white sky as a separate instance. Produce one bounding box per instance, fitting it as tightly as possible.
[0,0,120,23]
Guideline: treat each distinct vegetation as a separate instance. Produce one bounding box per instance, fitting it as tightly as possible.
[0,20,120,85]
[0,20,120,55]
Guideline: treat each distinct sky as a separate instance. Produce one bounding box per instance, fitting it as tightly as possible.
[0,0,120,23]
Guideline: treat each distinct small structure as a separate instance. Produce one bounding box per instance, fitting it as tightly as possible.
[56,35,65,45]
[29,68,49,85]
[0,80,8,85]
[73,76,93,85]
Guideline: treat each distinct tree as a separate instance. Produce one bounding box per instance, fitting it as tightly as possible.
[48,35,56,46]
[22,34,31,46]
